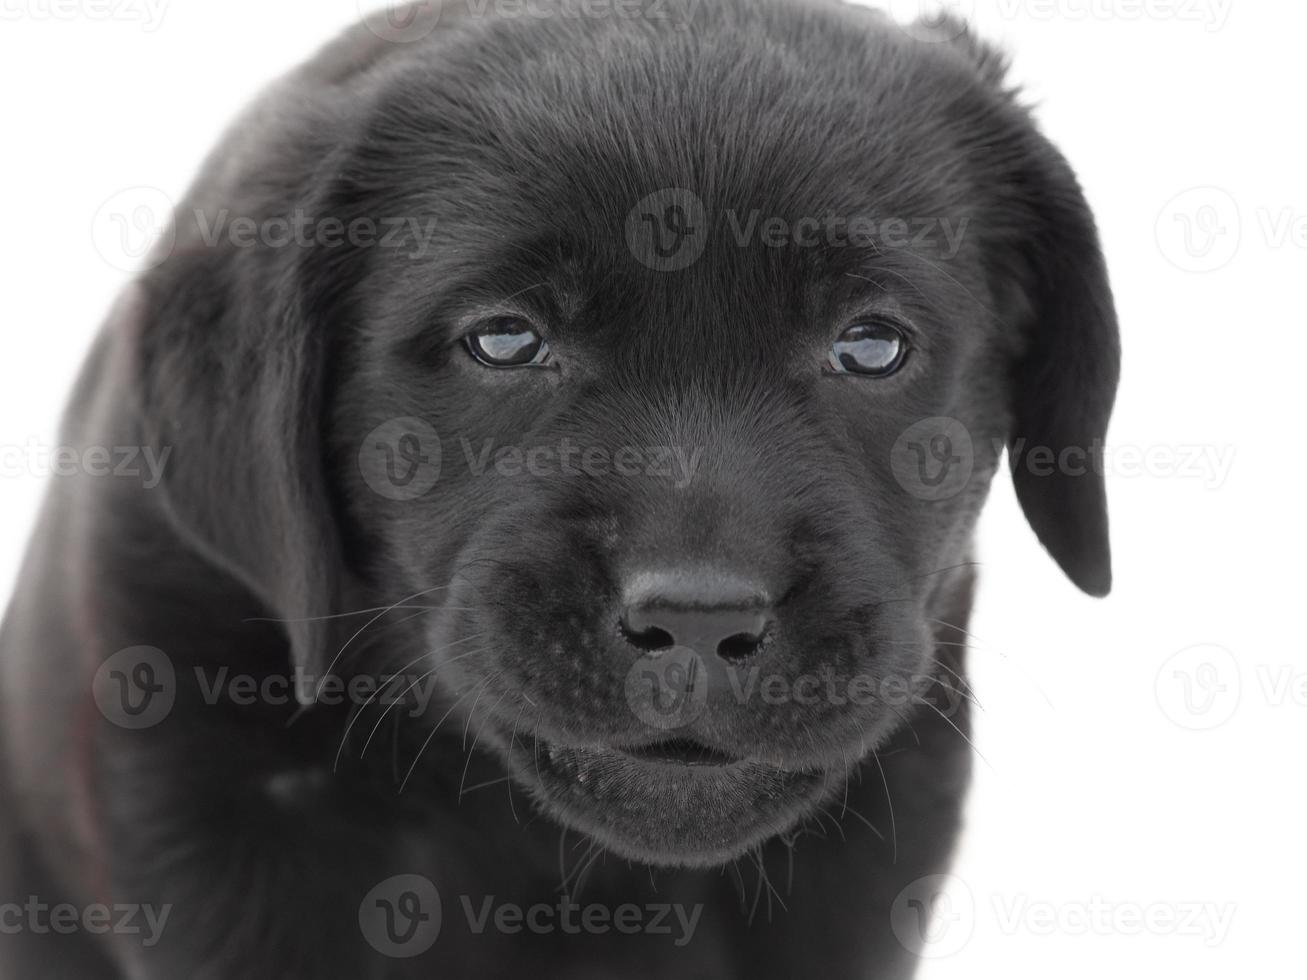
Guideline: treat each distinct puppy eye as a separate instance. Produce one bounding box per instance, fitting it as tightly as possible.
[465,317,552,368]
[828,320,908,377]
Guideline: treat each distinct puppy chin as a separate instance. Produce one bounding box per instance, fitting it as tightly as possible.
[510,739,844,868]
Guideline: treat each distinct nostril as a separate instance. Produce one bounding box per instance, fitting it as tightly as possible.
[619,618,676,653]
[619,568,774,661]
[715,629,766,663]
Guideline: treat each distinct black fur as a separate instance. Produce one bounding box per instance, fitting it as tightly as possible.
[0,2,1118,977]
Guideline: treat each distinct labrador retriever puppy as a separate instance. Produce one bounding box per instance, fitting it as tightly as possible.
[0,1,1118,976]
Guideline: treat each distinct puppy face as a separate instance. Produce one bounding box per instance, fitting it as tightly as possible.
[142,1,1117,869]
[307,6,1113,866]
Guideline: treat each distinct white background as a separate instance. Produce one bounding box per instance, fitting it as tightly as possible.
[0,1,1302,976]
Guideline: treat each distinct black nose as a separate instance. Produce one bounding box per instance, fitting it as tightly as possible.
[619,569,772,663]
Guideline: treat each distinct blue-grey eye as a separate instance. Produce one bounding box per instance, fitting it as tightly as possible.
[828,321,908,377]
[465,317,551,368]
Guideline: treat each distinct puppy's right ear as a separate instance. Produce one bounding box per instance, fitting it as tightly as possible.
[133,217,346,706]
[125,5,468,703]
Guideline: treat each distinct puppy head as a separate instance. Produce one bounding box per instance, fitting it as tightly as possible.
[139,2,1118,866]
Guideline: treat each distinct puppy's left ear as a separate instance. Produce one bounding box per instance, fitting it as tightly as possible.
[927,18,1121,596]
[1005,150,1119,598]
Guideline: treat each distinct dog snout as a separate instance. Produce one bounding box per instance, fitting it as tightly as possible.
[618,567,772,663]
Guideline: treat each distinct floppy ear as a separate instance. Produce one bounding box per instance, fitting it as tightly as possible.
[924,16,1121,597]
[135,235,345,704]
[128,9,464,703]
[1004,150,1120,598]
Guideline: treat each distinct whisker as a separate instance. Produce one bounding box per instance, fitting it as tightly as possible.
[932,658,983,712]
[923,618,1055,708]
[316,584,453,702]
[913,696,994,771]
[871,752,897,861]
[245,603,461,625]
[331,636,486,770]
[460,689,510,803]
[398,672,500,794]
[569,843,605,902]
[921,616,982,642]
[457,774,513,795]
[505,704,526,824]
[886,703,921,746]
[833,796,885,843]
[355,637,488,761]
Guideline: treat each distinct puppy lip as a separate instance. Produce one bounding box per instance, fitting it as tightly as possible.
[513,733,837,865]
[526,733,811,779]
[521,730,822,776]
[616,737,742,769]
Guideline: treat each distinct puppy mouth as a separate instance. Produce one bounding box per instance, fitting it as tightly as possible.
[509,732,841,867]
[617,736,743,768]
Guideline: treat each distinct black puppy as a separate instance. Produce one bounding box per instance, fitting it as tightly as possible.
[0,1,1118,976]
